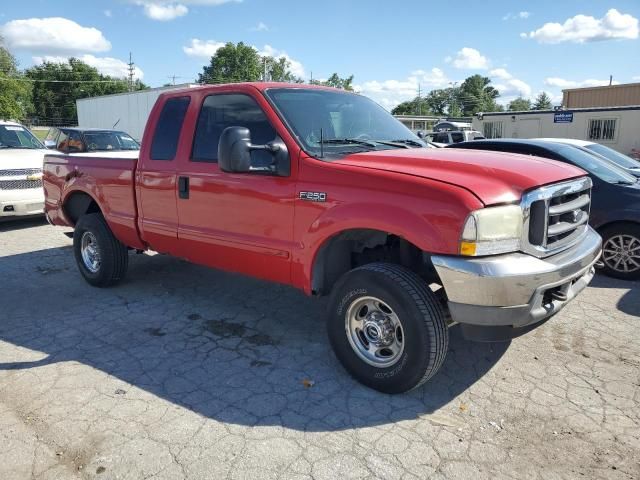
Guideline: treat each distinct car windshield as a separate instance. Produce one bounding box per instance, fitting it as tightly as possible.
[585,143,640,170]
[556,145,638,185]
[83,131,140,151]
[0,125,45,150]
[265,88,426,157]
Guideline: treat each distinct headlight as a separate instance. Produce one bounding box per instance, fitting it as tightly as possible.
[460,205,523,256]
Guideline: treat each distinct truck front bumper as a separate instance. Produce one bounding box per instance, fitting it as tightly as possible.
[431,227,602,341]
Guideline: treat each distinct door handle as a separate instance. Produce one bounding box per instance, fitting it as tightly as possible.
[178,176,189,199]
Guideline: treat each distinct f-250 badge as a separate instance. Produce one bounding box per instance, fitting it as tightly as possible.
[299,191,327,202]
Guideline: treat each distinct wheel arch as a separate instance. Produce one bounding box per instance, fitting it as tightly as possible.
[63,190,102,226]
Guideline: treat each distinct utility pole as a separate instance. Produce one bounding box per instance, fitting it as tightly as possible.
[416,84,422,116]
[609,75,613,86]
[127,52,135,92]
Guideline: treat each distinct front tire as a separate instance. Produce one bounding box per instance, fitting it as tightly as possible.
[327,263,449,394]
[600,223,640,281]
[73,213,129,287]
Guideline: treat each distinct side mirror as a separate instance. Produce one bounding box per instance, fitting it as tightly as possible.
[218,126,289,176]
[44,140,57,149]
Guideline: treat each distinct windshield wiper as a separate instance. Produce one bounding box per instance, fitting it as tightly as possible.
[318,138,378,148]
[389,139,425,147]
[371,140,410,149]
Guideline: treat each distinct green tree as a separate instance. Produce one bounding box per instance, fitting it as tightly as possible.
[198,42,302,84]
[533,91,553,110]
[264,56,303,83]
[391,97,431,115]
[310,73,354,91]
[198,42,262,84]
[25,58,146,125]
[0,42,32,121]
[508,97,531,111]
[458,75,500,115]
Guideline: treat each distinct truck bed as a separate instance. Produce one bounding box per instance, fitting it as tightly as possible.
[43,153,144,249]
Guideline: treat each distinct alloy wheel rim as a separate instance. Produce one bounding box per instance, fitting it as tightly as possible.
[345,296,405,368]
[80,231,101,273]
[602,234,640,273]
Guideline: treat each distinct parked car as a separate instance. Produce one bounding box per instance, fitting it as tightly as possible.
[450,139,640,280]
[44,83,601,393]
[423,129,485,146]
[44,128,139,154]
[0,121,52,219]
[537,138,640,178]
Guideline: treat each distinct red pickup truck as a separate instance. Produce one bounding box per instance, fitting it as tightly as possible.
[44,83,602,393]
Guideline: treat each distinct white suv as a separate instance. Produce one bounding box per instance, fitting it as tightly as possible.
[0,121,51,219]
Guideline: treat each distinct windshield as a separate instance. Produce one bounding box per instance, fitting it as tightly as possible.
[0,125,45,150]
[585,144,640,170]
[556,145,638,185]
[84,131,140,152]
[265,88,426,157]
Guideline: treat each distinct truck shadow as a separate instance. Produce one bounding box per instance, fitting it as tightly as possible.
[0,216,47,232]
[0,246,508,431]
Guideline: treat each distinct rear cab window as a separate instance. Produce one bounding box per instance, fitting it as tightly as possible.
[150,96,191,161]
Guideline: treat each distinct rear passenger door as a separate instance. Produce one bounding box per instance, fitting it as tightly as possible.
[137,96,190,255]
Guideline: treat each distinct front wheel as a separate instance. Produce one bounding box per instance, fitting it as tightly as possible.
[73,213,129,287]
[600,224,640,280]
[327,263,449,394]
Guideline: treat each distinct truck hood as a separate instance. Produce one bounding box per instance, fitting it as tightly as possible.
[335,148,586,205]
[0,149,52,171]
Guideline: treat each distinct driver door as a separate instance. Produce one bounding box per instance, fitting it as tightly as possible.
[175,91,296,285]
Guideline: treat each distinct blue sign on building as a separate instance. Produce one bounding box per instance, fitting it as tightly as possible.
[554,112,574,123]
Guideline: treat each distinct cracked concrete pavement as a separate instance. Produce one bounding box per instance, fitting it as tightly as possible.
[0,217,638,479]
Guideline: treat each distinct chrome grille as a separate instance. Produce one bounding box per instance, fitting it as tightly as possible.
[0,179,43,190]
[0,168,43,190]
[0,168,42,177]
[522,178,592,257]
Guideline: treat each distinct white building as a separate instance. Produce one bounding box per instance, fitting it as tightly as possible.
[76,84,199,141]
[472,106,640,156]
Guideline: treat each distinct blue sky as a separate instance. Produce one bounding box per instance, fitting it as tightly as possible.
[1,0,639,109]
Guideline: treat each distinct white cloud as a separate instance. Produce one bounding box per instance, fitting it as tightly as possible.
[522,9,639,43]
[133,0,241,21]
[0,17,111,54]
[355,68,451,111]
[447,47,489,70]
[258,45,305,78]
[33,55,144,80]
[183,38,226,58]
[544,77,619,89]
[104,10,113,18]
[489,68,532,102]
[503,11,530,20]
[251,22,269,32]
[633,76,640,81]
[183,39,305,78]
[141,3,188,21]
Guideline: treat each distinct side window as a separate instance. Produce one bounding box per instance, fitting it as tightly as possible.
[451,132,464,143]
[67,132,84,153]
[434,133,450,143]
[45,128,59,143]
[56,130,69,151]
[150,96,191,161]
[192,94,276,164]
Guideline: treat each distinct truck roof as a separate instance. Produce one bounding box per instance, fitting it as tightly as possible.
[160,82,345,96]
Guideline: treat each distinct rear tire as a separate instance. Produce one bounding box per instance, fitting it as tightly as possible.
[600,223,640,281]
[73,213,129,287]
[327,263,449,394]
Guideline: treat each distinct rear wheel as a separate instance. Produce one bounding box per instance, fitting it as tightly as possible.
[73,213,129,287]
[327,263,449,394]
[600,224,640,281]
